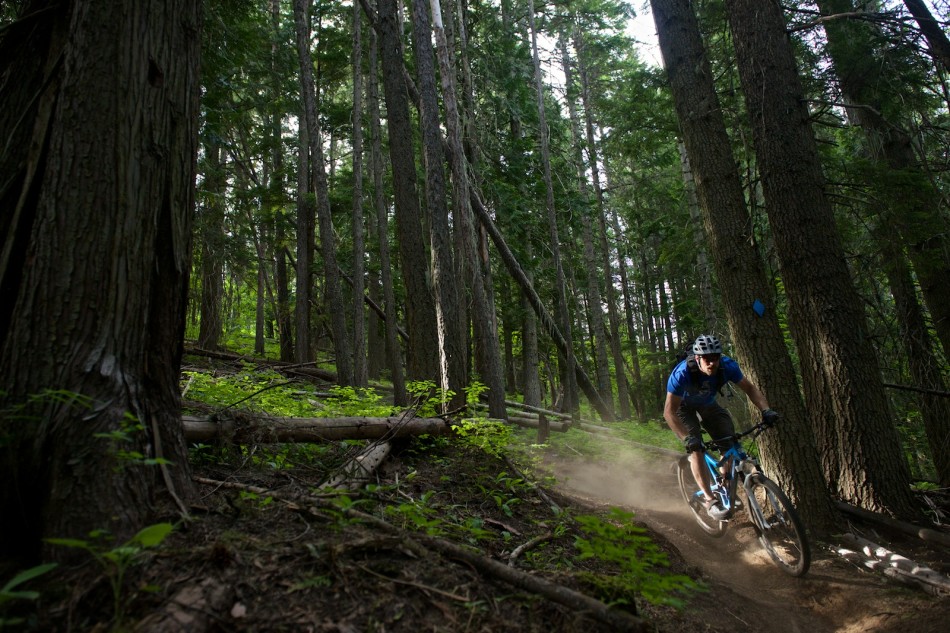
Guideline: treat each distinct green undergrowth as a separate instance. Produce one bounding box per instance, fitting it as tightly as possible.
[178,366,703,612]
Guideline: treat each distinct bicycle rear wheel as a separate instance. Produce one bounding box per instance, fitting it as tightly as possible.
[676,456,727,537]
[744,474,810,576]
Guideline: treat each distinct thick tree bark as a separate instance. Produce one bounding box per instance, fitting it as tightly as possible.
[651,0,840,533]
[376,0,440,382]
[726,0,919,517]
[0,0,199,562]
[410,0,467,408]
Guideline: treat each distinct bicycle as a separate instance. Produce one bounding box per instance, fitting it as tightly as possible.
[675,420,811,577]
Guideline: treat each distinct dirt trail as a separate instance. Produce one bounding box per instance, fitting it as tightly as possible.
[548,449,950,633]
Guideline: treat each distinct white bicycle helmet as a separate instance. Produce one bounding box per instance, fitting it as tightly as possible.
[693,334,723,355]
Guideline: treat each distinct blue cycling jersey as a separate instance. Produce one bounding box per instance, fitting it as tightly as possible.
[667,355,744,407]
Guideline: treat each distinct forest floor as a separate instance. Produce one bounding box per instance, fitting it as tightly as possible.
[20,428,950,632]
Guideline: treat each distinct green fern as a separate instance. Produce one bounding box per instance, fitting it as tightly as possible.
[574,508,703,608]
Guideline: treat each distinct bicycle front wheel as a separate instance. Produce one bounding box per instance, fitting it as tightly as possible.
[744,474,811,576]
[676,456,727,537]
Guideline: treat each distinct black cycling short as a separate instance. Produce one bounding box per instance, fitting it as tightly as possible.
[676,402,736,446]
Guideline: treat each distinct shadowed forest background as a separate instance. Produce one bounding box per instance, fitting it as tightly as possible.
[0,0,949,629]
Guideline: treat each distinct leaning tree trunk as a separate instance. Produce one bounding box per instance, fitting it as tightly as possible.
[430,0,508,418]
[471,191,614,421]
[0,0,199,562]
[651,0,840,534]
[726,0,919,518]
[903,0,950,72]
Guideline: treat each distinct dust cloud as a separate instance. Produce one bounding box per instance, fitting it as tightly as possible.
[545,441,685,516]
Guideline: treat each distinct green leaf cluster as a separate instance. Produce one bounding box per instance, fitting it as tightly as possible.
[574,508,703,608]
[0,563,57,629]
[46,523,174,625]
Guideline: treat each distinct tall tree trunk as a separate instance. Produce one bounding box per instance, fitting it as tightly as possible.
[275,228,293,361]
[293,0,353,385]
[430,0,507,417]
[377,0,440,382]
[574,29,631,420]
[256,261,268,356]
[817,0,950,487]
[677,141,717,333]
[367,7,407,403]
[365,200,384,381]
[560,36,614,419]
[410,0,466,408]
[726,0,918,517]
[294,116,314,363]
[877,228,950,486]
[607,185,646,421]
[528,0,578,419]
[351,1,368,387]
[271,0,293,363]
[651,0,839,533]
[818,0,950,365]
[197,142,224,351]
[903,0,950,72]
[0,0,199,562]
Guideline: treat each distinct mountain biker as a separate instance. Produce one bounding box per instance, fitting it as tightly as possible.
[664,334,779,520]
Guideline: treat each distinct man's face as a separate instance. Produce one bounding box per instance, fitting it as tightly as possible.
[697,353,721,376]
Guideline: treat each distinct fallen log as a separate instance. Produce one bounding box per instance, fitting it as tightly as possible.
[322,441,393,490]
[184,346,339,383]
[837,533,950,595]
[503,400,570,420]
[498,415,569,433]
[182,414,451,443]
[500,399,601,426]
[834,501,950,548]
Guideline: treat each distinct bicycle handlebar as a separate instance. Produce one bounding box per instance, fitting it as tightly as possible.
[705,420,771,449]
